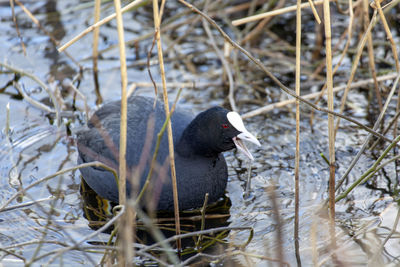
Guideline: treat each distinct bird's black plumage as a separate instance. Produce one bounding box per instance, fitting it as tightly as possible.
[77,95,253,211]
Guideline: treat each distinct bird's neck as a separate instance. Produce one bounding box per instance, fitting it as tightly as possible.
[176,124,219,158]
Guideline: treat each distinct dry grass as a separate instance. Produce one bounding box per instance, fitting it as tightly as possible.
[1,0,400,265]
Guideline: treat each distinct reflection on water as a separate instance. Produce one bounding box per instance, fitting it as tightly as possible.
[80,178,232,253]
[0,122,105,265]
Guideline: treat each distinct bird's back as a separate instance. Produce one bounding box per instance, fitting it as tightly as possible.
[77,95,228,211]
[77,96,193,203]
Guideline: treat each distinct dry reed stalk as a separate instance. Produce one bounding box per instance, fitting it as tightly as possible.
[112,0,133,265]
[307,0,321,24]
[85,11,199,60]
[13,0,81,68]
[152,0,182,252]
[31,178,98,266]
[12,82,55,114]
[85,1,247,62]
[130,81,219,89]
[58,0,145,53]
[43,206,125,265]
[370,205,400,265]
[0,61,60,125]
[336,140,400,202]
[201,1,236,111]
[336,73,400,191]
[29,202,53,263]
[63,79,89,121]
[4,240,93,252]
[5,102,10,136]
[309,0,355,128]
[114,0,127,207]
[309,25,351,80]
[335,72,400,196]
[131,203,181,265]
[6,166,84,266]
[363,0,382,111]
[294,0,302,265]
[240,0,286,44]
[310,214,318,265]
[179,0,393,145]
[0,162,117,212]
[243,72,399,119]
[139,225,252,253]
[92,0,101,67]
[267,185,285,266]
[232,0,331,26]
[373,0,400,72]
[223,0,265,15]
[230,251,290,267]
[322,0,337,260]
[1,248,25,263]
[373,0,400,168]
[9,0,26,55]
[370,109,400,150]
[334,10,377,137]
[134,90,181,206]
[195,193,209,249]
[92,0,103,105]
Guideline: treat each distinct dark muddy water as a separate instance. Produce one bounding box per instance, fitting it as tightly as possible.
[0,0,399,266]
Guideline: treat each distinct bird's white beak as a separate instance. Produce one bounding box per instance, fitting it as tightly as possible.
[227,112,261,161]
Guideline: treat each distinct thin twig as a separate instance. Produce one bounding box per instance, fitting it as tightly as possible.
[202,1,236,111]
[139,225,253,253]
[242,73,398,118]
[370,109,400,150]
[0,197,53,212]
[0,247,26,263]
[63,79,89,121]
[232,0,331,26]
[135,88,182,203]
[40,206,125,265]
[0,162,117,212]
[177,0,395,146]
[12,82,55,113]
[334,10,378,137]
[307,0,321,24]
[363,0,382,111]
[3,240,70,250]
[241,0,286,45]
[0,61,60,125]
[58,0,146,52]
[335,72,400,191]
[373,0,400,72]
[371,206,400,263]
[14,0,81,68]
[10,0,26,55]
[133,202,181,265]
[195,193,209,249]
[336,134,400,202]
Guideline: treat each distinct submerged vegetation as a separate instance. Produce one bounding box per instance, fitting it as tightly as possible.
[0,0,399,265]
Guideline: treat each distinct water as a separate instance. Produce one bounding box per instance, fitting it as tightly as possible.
[0,0,399,265]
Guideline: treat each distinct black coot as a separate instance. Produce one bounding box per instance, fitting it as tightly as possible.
[77,95,260,211]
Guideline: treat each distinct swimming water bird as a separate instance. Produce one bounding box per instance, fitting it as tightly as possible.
[77,95,260,211]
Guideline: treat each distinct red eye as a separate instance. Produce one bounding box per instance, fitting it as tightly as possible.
[222,124,229,129]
